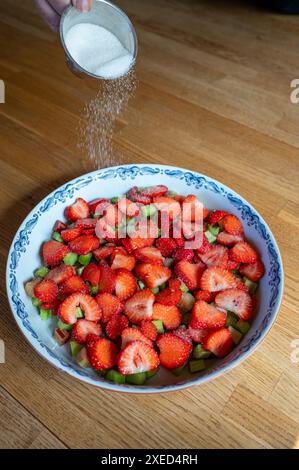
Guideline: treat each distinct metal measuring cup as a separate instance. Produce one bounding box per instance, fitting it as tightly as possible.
[60,0,138,80]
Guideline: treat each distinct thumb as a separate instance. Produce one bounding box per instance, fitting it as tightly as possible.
[72,0,93,13]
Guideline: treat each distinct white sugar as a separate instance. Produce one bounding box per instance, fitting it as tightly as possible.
[65,23,134,79]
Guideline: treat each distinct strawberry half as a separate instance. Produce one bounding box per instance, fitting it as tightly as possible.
[60,275,89,296]
[59,293,102,324]
[156,238,177,257]
[217,231,243,247]
[117,197,140,217]
[190,300,227,329]
[198,245,228,269]
[222,214,243,236]
[134,246,164,265]
[135,263,171,289]
[155,281,182,306]
[182,194,203,222]
[72,319,102,345]
[208,210,228,225]
[202,328,233,358]
[61,227,82,242]
[95,293,123,323]
[152,303,181,330]
[98,265,116,294]
[215,288,254,320]
[114,268,137,300]
[66,198,89,221]
[42,240,69,267]
[188,327,210,344]
[153,196,181,222]
[230,241,258,264]
[140,320,158,341]
[45,265,75,284]
[82,263,101,287]
[175,260,205,291]
[239,259,265,281]
[195,290,213,303]
[139,185,168,199]
[87,337,118,371]
[117,340,159,375]
[75,218,97,230]
[121,236,155,254]
[121,327,153,349]
[156,333,192,369]
[200,267,237,292]
[111,252,136,271]
[34,279,58,303]
[106,314,129,340]
[53,220,66,233]
[93,245,115,260]
[124,289,155,324]
[69,235,100,255]
[126,186,151,204]
[88,198,109,214]
[172,248,194,263]
[173,326,193,345]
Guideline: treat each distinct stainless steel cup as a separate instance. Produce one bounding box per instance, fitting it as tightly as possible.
[60,0,138,80]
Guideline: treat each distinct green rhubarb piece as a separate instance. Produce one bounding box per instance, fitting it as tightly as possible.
[57,319,73,331]
[39,309,51,321]
[180,282,189,293]
[126,372,147,385]
[152,320,164,334]
[63,252,78,266]
[172,362,187,376]
[225,311,239,328]
[70,340,83,357]
[151,287,160,294]
[244,278,258,295]
[89,285,99,296]
[141,204,157,218]
[205,230,217,244]
[32,297,41,307]
[78,253,92,266]
[110,197,119,204]
[235,320,251,334]
[189,359,206,373]
[146,369,158,379]
[76,266,85,276]
[75,307,84,319]
[52,231,64,243]
[193,344,211,359]
[34,266,49,278]
[137,280,146,290]
[106,369,126,384]
[208,224,220,236]
[228,326,243,345]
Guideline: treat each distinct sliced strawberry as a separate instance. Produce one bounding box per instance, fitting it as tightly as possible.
[61,227,82,242]
[117,197,140,217]
[59,293,102,324]
[69,235,100,255]
[155,282,182,306]
[134,246,164,265]
[172,248,194,263]
[45,265,75,284]
[42,240,69,267]
[135,263,171,289]
[34,279,58,303]
[72,319,102,345]
[93,245,115,260]
[227,259,240,271]
[121,327,153,349]
[195,290,213,302]
[195,235,210,255]
[188,327,210,344]
[106,314,129,340]
[95,292,123,323]
[124,289,155,324]
[222,214,244,236]
[156,238,177,257]
[98,265,116,294]
[66,198,89,221]
[182,194,203,222]
[140,185,168,199]
[202,328,233,358]
[175,260,205,291]
[215,288,254,320]
[156,333,192,369]
[114,268,137,300]
[200,267,237,292]
[81,228,96,236]
[173,326,193,345]
[122,236,155,254]
[82,263,101,287]
[153,196,181,222]
[126,186,151,204]
[217,231,243,247]
[111,252,136,271]
[117,340,159,375]
[87,337,118,371]
[239,259,265,281]
[235,280,249,293]
[140,320,158,341]
[190,300,227,329]
[75,218,97,229]
[153,303,181,330]
[208,210,228,225]
[60,275,89,296]
[88,198,109,214]
[230,241,258,264]
[53,220,66,233]
[197,245,228,269]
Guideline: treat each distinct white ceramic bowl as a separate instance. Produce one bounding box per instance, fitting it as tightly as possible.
[6,164,283,393]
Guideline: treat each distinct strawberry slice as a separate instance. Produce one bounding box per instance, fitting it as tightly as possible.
[215,288,254,320]
[208,210,228,225]
[34,279,58,303]
[66,198,89,221]
[121,327,153,349]
[182,194,203,222]
[198,245,228,269]
[124,289,155,324]
[87,337,118,371]
[134,246,164,265]
[122,236,155,254]
[222,214,243,236]
[194,290,213,302]
[217,231,243,247]
[93,245,115,260]
[72,319,102,345]
[117,340,159,375]
[230,241,258,264]
[155,282,182,306]
[190,300,227,329]
[227,259,240,271]
[156,333,192,369]
[96,292,123,323]
[69,235,100,255]
[88,198,109,214]
[139,185,168,199]
[82,263,101,286]
[135,263,171,289]
[45,265,75,284]
[188,327,210,344]
[126,186,151,204]
[117,197,140,217]
[106,314,129,340]
[153,196,181,222]
[140,320,158,341]
[59,293,102,324]
[42,240,69,267]
[200,267,237,292]
[75,218,97,229]
[114,268,137,300]
[98,265,116,294]
[60,275,89,296]
[172,248,194,263]
[156,238,177,257]
[152,303,181,330]
[111,252,136,271]
[202,328,233,358]
[53,220,66,233]
[239,259,265,281]
[61,227,82,242]
[175,260,205,291]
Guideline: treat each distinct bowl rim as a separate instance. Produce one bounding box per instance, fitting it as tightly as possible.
[6,164,284,393]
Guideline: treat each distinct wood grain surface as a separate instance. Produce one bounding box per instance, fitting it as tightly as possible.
[0,0,298,449]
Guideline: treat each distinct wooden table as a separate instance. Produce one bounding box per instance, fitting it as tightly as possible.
[0,0,298,449]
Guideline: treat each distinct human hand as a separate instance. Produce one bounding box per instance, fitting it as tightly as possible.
[35,0,93,32]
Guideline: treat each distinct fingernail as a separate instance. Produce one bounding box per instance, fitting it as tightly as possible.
[81,0,91,13]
